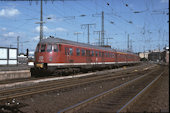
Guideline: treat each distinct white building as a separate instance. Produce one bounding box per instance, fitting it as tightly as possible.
[138,52,149,59]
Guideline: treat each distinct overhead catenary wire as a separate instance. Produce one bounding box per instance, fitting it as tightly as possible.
[0,0,168,52]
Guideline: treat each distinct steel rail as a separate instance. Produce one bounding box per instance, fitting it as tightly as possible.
[0,71,128,95]
[57,69,158,113]
[0,70,144,100]
[0,63,154,91]
[117,70,165,113]
[0,65,156,101]
[0,64,153,95]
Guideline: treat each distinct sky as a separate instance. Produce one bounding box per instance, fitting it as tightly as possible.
[0,0,169,53]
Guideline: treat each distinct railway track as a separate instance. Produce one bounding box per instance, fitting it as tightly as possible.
[0,63,144,86]
[57,65,165,113]
[0,64,156,102]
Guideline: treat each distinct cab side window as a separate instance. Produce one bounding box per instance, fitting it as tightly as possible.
[40,44,46,52]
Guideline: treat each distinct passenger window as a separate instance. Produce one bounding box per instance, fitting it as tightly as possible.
[40,44,46,52]
[76,48,80,56]
[95,51,98,57]
[69,48,73,55]
[47,44,52,52]
[82,49,85,56]
[105,53,107,57]
[91,51,94,56]
[99,52,101,57]
[54,44,58,52]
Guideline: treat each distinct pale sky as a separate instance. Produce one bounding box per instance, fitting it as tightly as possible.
[0,0,169,53]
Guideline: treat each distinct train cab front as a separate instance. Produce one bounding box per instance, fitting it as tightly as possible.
[34,40,59,70]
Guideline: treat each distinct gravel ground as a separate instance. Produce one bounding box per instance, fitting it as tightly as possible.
[0,67,145,113]
[19,74,139,113]
[0,64,161,113]
[76,65,164,113]
[129,65,169,112]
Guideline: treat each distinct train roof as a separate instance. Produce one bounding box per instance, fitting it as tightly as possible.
[39,36,137,55]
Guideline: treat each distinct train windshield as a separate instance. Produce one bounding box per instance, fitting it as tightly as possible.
[47,44,52,52]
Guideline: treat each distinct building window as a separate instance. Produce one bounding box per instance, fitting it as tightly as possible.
[82,49,85,56]
[40,44,46,52]
[76,48,80,56]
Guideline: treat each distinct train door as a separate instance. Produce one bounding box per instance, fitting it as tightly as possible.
[115,52,118,64]
[86,50,91,63]
[69,48,74,63]
[125,54,128,64]
[101,52,105,63]
[65,47,74,63]
[65,47,70,63]
[95,51,98,64]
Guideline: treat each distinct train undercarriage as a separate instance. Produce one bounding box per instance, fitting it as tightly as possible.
[31,62,140,77]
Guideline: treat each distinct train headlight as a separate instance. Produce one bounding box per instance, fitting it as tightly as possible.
[36,63,43,68]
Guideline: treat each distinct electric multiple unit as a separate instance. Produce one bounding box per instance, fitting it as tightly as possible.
[34,36,140,74]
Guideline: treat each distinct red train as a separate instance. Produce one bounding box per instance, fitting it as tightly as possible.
[32,36,140,75]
